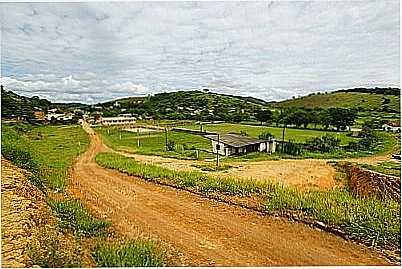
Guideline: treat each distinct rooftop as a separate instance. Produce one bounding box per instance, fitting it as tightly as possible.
[203,133,267,148]
[101,116,136,121]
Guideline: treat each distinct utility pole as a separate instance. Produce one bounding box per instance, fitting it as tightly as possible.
[137,128,140,147]
[165,127,168,151]
[216,133,220,167]
[282,124,286,152]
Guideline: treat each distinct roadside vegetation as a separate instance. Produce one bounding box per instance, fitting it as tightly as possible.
[95,152,401,250]
[92,240,164,267]
[1,123,166,267]
[49,199,111,237]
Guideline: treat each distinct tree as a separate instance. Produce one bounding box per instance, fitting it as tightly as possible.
[318,109,331,130]
[328,108,357,131]
[288,109,309,128]
[258,132,274,140]
[232,113,244,123]
[306,135,340,153]
[255,109,273,125]
[309,110,320,128]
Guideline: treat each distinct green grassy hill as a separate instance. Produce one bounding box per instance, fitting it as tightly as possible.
[97,90,267,121]
[273,88,400,113]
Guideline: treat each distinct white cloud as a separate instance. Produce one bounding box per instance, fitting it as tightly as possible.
[0,1,399,104]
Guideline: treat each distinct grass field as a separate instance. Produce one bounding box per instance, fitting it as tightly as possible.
[177,123,357,144]
[274,92,400,112]
[96,123,397,161]
[2,124,90,190]
[96,151,401,249]
[96,127,215,159]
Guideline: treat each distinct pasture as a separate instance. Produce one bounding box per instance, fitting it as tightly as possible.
[96,127,215,159]
[177,122,357,144]
[95,122,398,161]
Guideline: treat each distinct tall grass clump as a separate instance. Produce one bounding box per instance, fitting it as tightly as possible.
[92,240,164,267]
[49,199,111,237]
[266,187,401,248]
[95,152,274,196]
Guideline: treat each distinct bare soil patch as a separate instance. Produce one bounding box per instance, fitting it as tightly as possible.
[118,151,339,191]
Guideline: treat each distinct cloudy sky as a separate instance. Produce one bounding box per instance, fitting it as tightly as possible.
[0,1,400,104]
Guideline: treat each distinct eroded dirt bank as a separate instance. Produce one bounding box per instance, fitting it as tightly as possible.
[69,124,390,266]
[1,159,58,267]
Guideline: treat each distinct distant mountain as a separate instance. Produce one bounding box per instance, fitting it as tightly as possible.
[273,87,400,113]
[96,90,268,121]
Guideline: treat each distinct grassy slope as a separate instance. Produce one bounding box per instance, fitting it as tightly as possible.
[274,92,400,112]
[1,124,90,190]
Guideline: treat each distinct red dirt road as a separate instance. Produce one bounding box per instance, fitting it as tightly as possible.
[69,124,389,266]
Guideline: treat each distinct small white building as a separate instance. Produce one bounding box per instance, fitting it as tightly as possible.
[100,116,137,126]
[204,133,276,156]
[47,113,64,121]
[382,124,401,133]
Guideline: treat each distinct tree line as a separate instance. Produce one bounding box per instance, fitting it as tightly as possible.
[256,107,357,131]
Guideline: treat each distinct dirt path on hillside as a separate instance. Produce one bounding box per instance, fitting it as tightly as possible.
[69,123,390,266]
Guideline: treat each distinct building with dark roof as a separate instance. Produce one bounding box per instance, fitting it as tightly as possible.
[204,133,276,156]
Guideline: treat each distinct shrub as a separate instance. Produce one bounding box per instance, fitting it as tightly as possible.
[306,135,340,153]
[282,141,303,155]
[258,132,274,140]
[92,240,164,267]
[166,141,176,151]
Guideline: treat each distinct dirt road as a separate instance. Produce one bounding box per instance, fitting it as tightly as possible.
[70,123,389,266]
